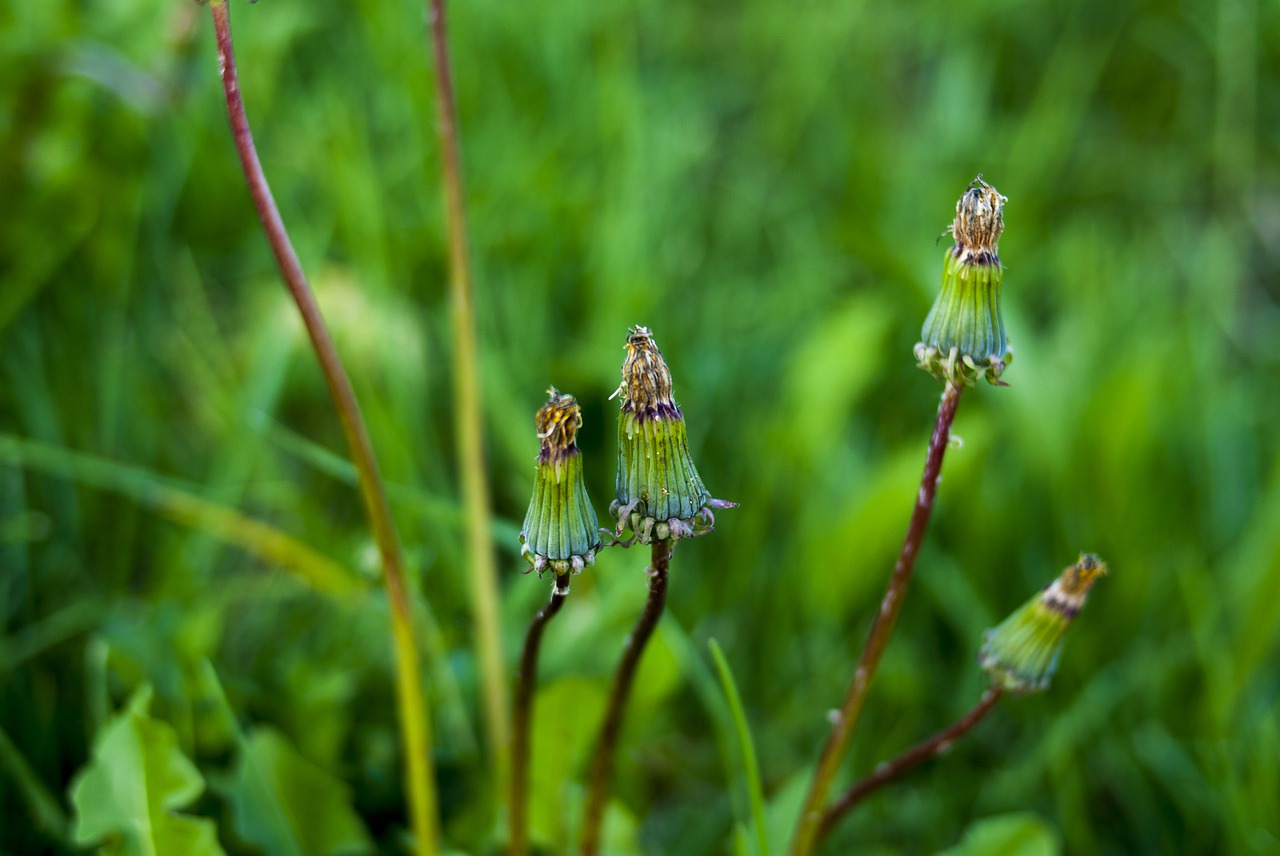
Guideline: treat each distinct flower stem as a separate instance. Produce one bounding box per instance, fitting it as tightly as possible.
[580,540,672,856]
[423,0,510,778]
[789,382,964,856]
[817,687,1004,843]
[510,578,570,856]
[208,4,439,853]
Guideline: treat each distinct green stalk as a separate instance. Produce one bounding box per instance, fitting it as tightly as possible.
[0,723,69,840]
[789,383,964,856]
[423,0,510,776]
[208,4,439,853]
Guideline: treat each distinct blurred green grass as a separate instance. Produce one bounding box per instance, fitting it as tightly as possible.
[2,0,1279,853]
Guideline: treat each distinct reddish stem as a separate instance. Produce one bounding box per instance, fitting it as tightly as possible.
[580,540,672,856]
[790,383,964,856]
[209,4,438,853]
[817,687,1005,842]
[510,579,569,856]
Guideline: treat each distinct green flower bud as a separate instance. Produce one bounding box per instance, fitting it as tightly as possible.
[520,389,600,592]
[978,554,1107,694]
[610,326,735,544]
[915,176,1014,387]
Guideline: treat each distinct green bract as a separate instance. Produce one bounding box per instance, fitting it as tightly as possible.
[611,326,735,544]
[916,176,1014,387]
[520,389,600,591]
[979,554,1107,694]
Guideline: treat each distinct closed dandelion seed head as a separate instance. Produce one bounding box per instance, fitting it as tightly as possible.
[535,389,581,471]
[610,326,736,545]
[979,553,1107,694]
[618,326,676,417]
[915,176,1014,387]
[519,389,600,590]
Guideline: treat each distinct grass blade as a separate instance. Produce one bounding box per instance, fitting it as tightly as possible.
[710,639,769,856]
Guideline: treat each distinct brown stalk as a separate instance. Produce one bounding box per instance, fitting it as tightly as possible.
[817,687,1005,843]
[510,579,569,856]
[579,540,672,856]
[209,4,439,852]
[789,383,964,856]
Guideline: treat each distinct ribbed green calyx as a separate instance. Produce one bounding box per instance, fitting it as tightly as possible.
[979,554,1107,694]
[520,389,599,590]
[915,176,1013,387]
[611,326,732,543]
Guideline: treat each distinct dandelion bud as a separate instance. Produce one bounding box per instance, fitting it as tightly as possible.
[520,389,600,592]
[915,176,1013,387]
[610,326,735,544]
[978,554,1107,694]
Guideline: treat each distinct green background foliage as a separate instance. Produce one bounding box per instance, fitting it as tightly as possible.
[2,0,1278,853]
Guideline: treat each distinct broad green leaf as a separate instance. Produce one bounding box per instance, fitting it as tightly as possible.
[527,677,608,849]
[601,799,640,856]
[222,726,373,856]
[69,687,225,856]
[936,812,1060,856]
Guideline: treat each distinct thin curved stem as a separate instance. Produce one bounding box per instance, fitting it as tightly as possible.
[209,4,439,853]
[423,0,510,779]
[580,540,672,856]
[789,383,964,856]
[817,687,1004,843]
[510,577,570,856]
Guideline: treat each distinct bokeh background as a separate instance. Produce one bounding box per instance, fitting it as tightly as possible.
[3,0,1278,853]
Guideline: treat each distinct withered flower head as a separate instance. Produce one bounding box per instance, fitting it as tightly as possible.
[611,326,735,544]
[520,388,600,593]
[915,176,1014,387]
[618,326,677,418]
[536,388,583,464]
[978,553,1107,694]
[951,177,1006,264]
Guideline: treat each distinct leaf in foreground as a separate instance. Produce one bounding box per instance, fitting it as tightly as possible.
[222,726,373,856]
[69,686,225,856]
[936,812,1060,856]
